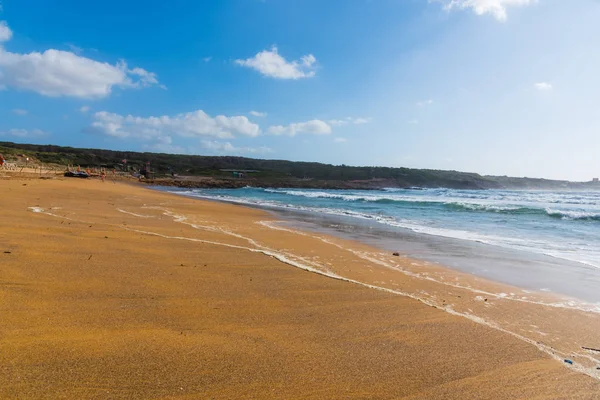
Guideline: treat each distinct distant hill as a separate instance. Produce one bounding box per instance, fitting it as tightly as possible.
[1,141,597,190]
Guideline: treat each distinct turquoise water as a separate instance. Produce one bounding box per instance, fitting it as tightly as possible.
[165,187,600,302]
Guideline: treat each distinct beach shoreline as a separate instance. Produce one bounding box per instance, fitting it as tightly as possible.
[1,175,599,398]
[157,185,600,305]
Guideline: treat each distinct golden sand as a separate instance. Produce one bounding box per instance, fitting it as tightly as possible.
[1,175,599,399]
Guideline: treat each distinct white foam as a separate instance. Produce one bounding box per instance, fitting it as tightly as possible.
[182,191,600,270]
[258,220,600,314]
[545,208,600,220]
[117,209,154,218]
[121,224,600,380]
[28,206,79,221]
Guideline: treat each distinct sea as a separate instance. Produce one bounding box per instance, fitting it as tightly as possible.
[163,186,600,304]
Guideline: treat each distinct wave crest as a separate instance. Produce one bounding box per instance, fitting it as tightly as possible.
[263,189,600,221]
[545,208,600,221]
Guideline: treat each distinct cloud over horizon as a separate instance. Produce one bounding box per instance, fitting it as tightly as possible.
[0,128,48,138]
[201,140,273,155]
[90,110,261,144]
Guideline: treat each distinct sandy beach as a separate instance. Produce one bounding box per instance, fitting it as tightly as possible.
[1,174,599,399]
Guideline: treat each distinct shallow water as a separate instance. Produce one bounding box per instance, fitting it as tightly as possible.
[162,186,600,304]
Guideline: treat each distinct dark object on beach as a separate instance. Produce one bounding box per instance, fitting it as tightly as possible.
[484,298,488,302]
[564,359,573,365]
[3,251,11,254]
[64,171,89,178]
[392,252,400,256]
[582,347,600,353]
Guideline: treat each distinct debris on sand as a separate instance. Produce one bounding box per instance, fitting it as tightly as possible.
[64,171,89,178]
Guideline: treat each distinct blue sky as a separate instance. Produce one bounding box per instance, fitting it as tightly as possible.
[1,0,599,181]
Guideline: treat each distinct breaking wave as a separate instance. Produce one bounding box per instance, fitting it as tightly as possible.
[262,188,600,221]
[162,186,600,272]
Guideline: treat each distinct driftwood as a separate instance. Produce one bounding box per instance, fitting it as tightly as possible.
[581,346,600,353]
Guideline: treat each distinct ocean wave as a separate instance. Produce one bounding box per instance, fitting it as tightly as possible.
[166,189,600,270]
[262,189,600,220]
[264,189,368,201]
[264,188,497,205]
[436,202,534,214]
[545,208,600,221]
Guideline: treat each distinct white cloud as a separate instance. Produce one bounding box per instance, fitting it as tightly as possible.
[11,108,27,116]
[203,56,212,63]
[0,21,161,98]
[0,21,11,42]
[66,43,83,54]
[437,0,536,22]
[90,110,261,143]
[417,99,434,107]
[249,110,267,117]
[0,128,47,138]
[267,119,332,136]
[333,137,347,143]
[79,106,90,113]
[328,117,372,126]
[235,46,317,79]
[201,140,273,155]
[128,67,162,89]
[534,82,553,91]
[408,119,419,125]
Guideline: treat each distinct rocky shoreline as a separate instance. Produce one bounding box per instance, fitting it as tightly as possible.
[145,176,489,190]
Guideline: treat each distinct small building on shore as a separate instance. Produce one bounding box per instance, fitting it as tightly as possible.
[220,169,259,178]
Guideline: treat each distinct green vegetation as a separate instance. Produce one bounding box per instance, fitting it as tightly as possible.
[1,141,595,190]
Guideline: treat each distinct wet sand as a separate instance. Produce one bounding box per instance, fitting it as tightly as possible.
[268,208,600,304]
[1,175,599,399]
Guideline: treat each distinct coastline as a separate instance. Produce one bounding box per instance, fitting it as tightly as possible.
[270,208,600,304]
[1,175,599,398]
[158,186,600,304]
[159,187,600,371]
